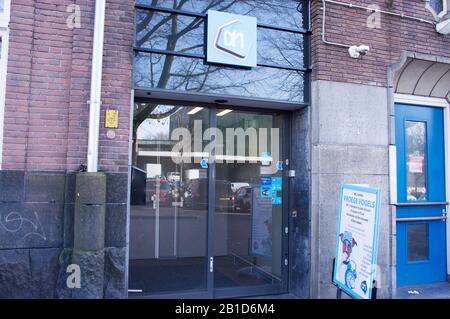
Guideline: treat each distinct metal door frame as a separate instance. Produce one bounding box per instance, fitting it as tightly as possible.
[128,98,293,299]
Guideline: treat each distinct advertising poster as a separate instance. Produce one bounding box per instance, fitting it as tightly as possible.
[333,184,381,299]
[271,177,282,205]
[260,177,272,198]
[250,187,273,258]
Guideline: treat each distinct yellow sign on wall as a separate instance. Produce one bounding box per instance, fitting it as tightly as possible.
[105,109,119,129]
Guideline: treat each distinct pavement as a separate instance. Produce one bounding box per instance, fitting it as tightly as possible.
[394,281,450,299]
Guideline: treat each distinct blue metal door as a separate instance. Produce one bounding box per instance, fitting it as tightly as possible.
[396,103,447,287]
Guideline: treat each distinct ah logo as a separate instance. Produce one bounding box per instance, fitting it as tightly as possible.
[215,20,249,59]
[207,10,257,68]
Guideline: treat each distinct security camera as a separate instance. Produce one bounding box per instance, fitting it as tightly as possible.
[348,45,370,59]
[436,19,450,35]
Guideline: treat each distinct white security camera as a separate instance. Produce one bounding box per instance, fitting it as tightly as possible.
[436,19,450,35]
[348,45,370,59]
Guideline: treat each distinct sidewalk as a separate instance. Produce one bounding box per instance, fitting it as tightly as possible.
[394,282,450,299]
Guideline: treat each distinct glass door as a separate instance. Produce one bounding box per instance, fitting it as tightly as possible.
[129,104,211,297]
[129,103,289,298]
[212,108,288,298]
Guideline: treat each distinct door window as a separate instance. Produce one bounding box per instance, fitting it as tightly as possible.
[405,121,428,201]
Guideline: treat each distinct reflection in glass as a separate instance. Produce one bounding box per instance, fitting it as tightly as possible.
[214,110,283,290]
[129,105,210,295]
[405,121,427,201]
[407,224,429,262]
[258,28,305,68]
[135,10,205,55]
[136,0,306,30]
[429,0,444,14]
[134,0,307,103]
[134,53,305,103]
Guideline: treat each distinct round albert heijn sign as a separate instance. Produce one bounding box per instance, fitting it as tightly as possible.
[333,184,381,299]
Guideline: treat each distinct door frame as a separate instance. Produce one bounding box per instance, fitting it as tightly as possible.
[392,93,450,282]
[127,98,292,298]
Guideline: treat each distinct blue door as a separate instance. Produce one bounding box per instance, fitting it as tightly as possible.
[396,103,447,287]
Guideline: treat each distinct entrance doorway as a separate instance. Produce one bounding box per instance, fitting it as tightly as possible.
[395,103,448,286]
[128,103,290,298]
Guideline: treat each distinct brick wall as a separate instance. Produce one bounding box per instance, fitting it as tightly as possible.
[2,0,134,173]
[311,0,450,85]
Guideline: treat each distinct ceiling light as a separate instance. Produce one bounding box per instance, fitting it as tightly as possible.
[188,107,204,115]
[217,109,233,117]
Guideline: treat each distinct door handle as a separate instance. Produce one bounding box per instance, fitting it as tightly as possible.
[396,216,448,222]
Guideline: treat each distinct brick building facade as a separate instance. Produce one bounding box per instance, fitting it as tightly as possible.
[0,0,134,298]
[3,0,133,172]
[0,0,449,299]
[309,0,450,298]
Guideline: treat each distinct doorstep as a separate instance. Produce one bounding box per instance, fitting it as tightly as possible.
[394,282,450,299]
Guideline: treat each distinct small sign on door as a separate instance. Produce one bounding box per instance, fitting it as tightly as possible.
[408,154,424,173]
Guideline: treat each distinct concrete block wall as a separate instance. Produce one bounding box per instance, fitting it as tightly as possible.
[310,80,390,298]
[0,170,128,298]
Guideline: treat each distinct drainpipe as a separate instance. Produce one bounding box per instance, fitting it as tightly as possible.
[87,0,106,173]
[71,0,107,299]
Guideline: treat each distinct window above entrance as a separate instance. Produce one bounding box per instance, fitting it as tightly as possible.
[133,0,311,105]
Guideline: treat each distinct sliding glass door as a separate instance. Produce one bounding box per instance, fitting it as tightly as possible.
[129,105,211,297]
[129,103,289,298]
[213,109,287,297]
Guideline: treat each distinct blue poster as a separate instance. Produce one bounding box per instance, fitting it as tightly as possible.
[271,177,282,191]
[271,177,282,205]
[260,177,272,198]
[333,184,381,300]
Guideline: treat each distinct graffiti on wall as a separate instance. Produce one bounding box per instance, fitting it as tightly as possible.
[0,211,47,241]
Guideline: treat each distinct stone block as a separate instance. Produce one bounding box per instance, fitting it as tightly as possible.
[0,170,24,203]
[56,248,73,299]
[71,249,105,299]
[0,249,32,298]
[64,204,74,248]
[0,202,64,249]
[74,204,105,251]
[75,173,106,205]
[312,80,389,146]
[25,172,66,203]
[104,247,127,299]
[105,204,127,248]
[106,173,129,204]
[29,248,60,298]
